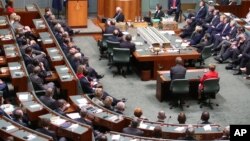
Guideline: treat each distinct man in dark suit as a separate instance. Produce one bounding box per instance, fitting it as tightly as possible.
[54,99,70,117]
[36,118,67,141]
[167,0,181,22]
[75,108,93,126]
[206,15,226,34]
[220,0,229,5]
[122,118,144,136]
[104,20,117,34]
[202,10,220,31]
[178,125,196,140]
[200,111,211,124]
[107,29,122,42]
[194,1,207,21]
[180,19,195,38]
[154,4,165,20]
[120,34,136,53]
[39,88,57,110]
[12,108,29,127]
[30,66,55,90]
[170,57,186,80]
[113,7,125,22]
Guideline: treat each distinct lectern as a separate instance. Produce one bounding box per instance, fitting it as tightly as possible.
[67,0,88,27]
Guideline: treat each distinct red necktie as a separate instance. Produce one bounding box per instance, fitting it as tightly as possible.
[173,0,176,8]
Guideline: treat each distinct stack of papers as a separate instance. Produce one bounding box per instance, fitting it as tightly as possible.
[175,127,185,132]
[44,38,53,44]
[51,117,66,126]
[18,94,29,101]
[134,42,143,46]
[61,74,71,79]
[203,124,212,131]
[29,104,41,109]
[108,115,119,121]
[149,126,155,130]
[111,135,120,140]
[68,124,79,130]
[9,66,21,71]
[26,134,36,140]
[167,49,179,53]
[139,123,148,129]
[6,125,16,131]
[66,113,81,119]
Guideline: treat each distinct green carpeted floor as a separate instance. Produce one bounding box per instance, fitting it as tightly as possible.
[73,36,250,127]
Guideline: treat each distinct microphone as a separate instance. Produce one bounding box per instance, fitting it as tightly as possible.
[166,115,172,126]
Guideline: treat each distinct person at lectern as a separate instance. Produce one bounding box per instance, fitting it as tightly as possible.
[113,7,125,22]
[154,4,165,20]
[167,0,181,22]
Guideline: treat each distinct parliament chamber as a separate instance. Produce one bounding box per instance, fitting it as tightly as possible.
[0,0,250,141]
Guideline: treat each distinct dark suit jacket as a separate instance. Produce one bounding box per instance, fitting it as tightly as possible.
[104,25,117,34]
[211,22,225,34]
[180,25,195,38]
[201,121,211,124]
[122,127,144,136]
[75,118,93,127]
[189,32,203,46]
[54,108,67,117]
[120,41,136,53]
[30,73,46,90]
[220,0,229,5]
[211,15,220,26]
[40,96,57,110]
[221,23,231,36]
[79,77,94,94]
[113,12,125,22]
[154,10,165,20]
[204,12,214,23]
[170,64,186,80]
[195,6,207,20]
[168,0,181,12]
[36,128,57,141]
[228,26,237,39]
[107,35,122,42]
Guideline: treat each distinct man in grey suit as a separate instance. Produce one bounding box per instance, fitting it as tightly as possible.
[39,88,57,110]
[122,118,144,136]
[170,57,186,80]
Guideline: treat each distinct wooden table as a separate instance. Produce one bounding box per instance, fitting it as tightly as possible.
[131,29,200,80]
[156,69,205,102]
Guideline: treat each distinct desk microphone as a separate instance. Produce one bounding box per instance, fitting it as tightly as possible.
[166,115,172,126]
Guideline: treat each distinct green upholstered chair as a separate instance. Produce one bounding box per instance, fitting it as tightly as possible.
[112,48,130,78]
[98,33,113,60]
[169,79,190,109]
[200,78,220,109]
[197,43,214,67]
[106,40,120,64]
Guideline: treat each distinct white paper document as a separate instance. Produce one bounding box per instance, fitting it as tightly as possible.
[66,113,81,119]
[203,124,212,131]
[175,126,185,132]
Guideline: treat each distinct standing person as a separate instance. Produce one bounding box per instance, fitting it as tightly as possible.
[167,0,181,22]
[52,0,62,18]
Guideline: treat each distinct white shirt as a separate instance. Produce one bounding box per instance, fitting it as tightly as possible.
[246,11,250,22]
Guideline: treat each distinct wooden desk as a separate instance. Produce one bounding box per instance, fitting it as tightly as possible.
[0,56,7,66]
[137,120,223,140]
[22,101,47,121]
[3,43,21,62]
[45,71,59,82]
[69,95,130,132]
[130,28,200,80]
[46,47,65,67]
[156,69,204,102]
[0,67,10,78]
[39,113,93,141]
[0,116,53,141]
[55,65,77,97]
[38,32,56,49]
[8,62,28,92]
[0,16,9,29]
[0,28,15,44]
[32,19,48,33]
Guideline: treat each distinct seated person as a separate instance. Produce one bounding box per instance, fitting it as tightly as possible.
[39,88,57,110]
[206,15,226,35]
[54,99,70,116]
[167,0,181,22]
[193,33,212,52]
[92,88,104,107]
[198,64,219,100]
[36,118,67,141]
[177,112,186,124]
[104,20,119,34]
[107,29,122,42]
[154,4,165,20]
[120,34,136,53]
[113,7,125,22]
[218,126,230,140]
[202,9,220,32]
[75,108,93,126]
[178,125,196,140]
[134,107,148,120]
[179,19,195,38]
[200,111,211,124]
[220,0,229,5]
[170,57,186,80]
[5,1,14,14]
[122,118,144,136]
[187,25,203,46]
[11,15,31,32]
[12,108,29,127]
[156,110,166,122]
[114,101,125,114]
[0,79,10,104]
[30,66,55,90]
[189,1,207,22]
[103,96,114,111]
[153,126,162,138]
